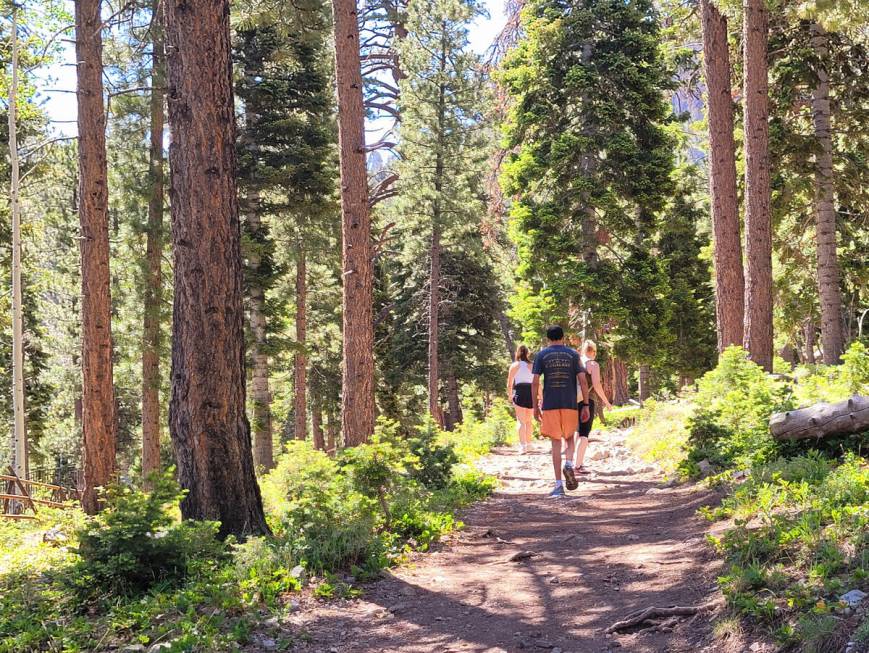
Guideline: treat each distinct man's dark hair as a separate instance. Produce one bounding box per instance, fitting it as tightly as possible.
[546,325,564,341]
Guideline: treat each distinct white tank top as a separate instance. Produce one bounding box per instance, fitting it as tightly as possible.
[514,361,533,384]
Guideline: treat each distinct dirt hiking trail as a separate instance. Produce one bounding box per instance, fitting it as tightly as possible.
[278,427,731,653]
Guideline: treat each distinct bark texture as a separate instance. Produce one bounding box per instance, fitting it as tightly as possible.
[770,396,869,441]
[638,365,651,403]
[742,0,774,371]
[610,358,629,405]
[700,0,744,351]
[311,398,325,451]
[428,223,442,425]
[809,23,845,364]
[142,0,165,483]
[803,319,816,364]
[326,410,338,455]
[245,193,273,470]
[165,0,269,537]
[446,370,462,430]
[294,244,307,442]
[8,8,28,480]
[76,0,116,514]
[332,0,376,446]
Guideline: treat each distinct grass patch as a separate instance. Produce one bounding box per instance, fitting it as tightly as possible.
[625,398,692,475]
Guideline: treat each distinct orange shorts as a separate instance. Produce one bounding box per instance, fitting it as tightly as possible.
[540,409,578,439]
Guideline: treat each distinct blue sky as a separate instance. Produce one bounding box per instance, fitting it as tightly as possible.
[38,0,508,138]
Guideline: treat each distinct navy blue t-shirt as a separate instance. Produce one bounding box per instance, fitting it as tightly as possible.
[532,345,584,411]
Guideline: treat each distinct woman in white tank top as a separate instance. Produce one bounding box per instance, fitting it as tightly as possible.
[506,345,535,453]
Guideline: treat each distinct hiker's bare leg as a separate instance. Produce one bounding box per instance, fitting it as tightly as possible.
[551,438,563,480]
[575,435,589,467]
[562,434,576,468]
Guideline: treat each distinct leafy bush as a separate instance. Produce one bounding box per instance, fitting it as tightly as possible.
[625,399,692,475]
[260,441,385,575]
[684,346,793,470]
[792,341,869,407]
[68,471,225,601]
[407,417,459,490]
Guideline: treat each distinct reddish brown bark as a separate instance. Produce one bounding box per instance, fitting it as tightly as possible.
[75,0,116,514]
[809,23,845,364]
[311,398,325,451]
[165,0,269,537]
[610,358,629,405]
[428,223,442,426]
[700,0,744,351]
[142,0,165,484]
[742,0,774,372]
[332,0,376,446]
[294,244,307,441]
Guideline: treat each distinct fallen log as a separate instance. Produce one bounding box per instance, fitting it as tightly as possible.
[605,602,718,633]
[769,395,869,441]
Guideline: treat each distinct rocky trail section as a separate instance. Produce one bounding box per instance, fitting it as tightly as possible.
[253,428,738,653]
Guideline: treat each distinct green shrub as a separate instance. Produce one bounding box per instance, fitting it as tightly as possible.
[260,441,385,575]
[684,346,792,470]
[407,417,459,490]
[625,399,692,475]
[68,471,225,601]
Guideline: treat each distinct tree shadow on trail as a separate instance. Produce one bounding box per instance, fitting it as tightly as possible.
[287,481,723,653]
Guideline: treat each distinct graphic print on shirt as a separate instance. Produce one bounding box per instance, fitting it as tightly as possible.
[532,345,584,411]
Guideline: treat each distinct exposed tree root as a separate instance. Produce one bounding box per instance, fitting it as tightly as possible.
[605,602,719,633]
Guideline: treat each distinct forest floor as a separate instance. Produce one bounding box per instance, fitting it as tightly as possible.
[261,427,754,653]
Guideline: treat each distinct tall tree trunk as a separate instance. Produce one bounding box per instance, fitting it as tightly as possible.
[142,0,165,484]
[326,409,338,455]
[638,365,651,403]
[244,190,274,470]
[496,309,515,361]
[804,319,816,364]
[311,396,325,451]
[8,9,27,481]
[700,0,745,351]
[742,0,774,372]
[332,0,376,446]
[446,369,462,430]
[428,223,442,425]
[165,0,269,537]
[249,241,273,469]
[76,0,116,514]
[294,242,307,441]
[809,23,845,364]
[427,29,448,428]
[611,357,629,405]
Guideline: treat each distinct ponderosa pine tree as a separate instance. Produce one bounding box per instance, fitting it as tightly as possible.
[391,0,488,425]
[332,0,376,445]
[142,0,165,482]
[75,0,116,513]
[700,0,744,352]
[742,0,774,371]
[164,0,269,537]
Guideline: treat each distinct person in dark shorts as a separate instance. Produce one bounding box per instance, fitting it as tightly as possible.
[531,325,590,497]
[574,340,613,473]
[507,345,535,454]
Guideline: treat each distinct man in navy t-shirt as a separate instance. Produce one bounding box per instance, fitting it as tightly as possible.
[532,325,591,497]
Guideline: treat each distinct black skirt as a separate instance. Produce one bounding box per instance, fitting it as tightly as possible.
[512,382,533,409]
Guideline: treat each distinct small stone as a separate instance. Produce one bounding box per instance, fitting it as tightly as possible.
[697,459,713,474]
[42,527,68,546]
[254,636,277,650]
[122,646,146,652]
[552,648,562,653]
[549,577,560,584]
[839,589,867,607]
[748,643,764,652]
[645,487,666,495]
[534,640,553,649]
[626,535,639,541]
